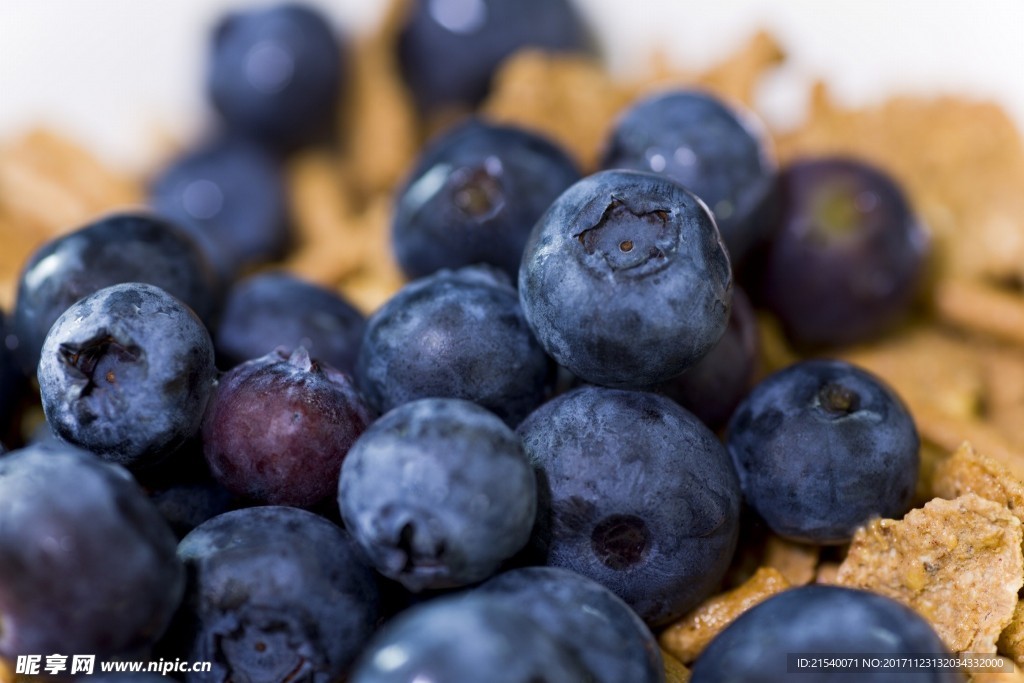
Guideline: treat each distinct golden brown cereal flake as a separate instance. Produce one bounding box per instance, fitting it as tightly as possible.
[660,567,790,664]
[761,535,819,586]
[933,442,1024,526]
[999,601,1024,669]
[913,405,1024,482]
[482,50,631,171]
[935,279,1024,350]
[836,494,1023,654]
[841,327,985,422]
[661,648,692,683]
[629,30,785,112]
[972,662,1024,683]
[814,561,841,585]
[0,129,143,309]
[340,0,420,197]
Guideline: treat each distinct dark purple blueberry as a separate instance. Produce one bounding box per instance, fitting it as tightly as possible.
[477,567,664,683]
[207,3,343,150]
[726,359,919,544]
[392,119,581,280]
[37,283,217,468]
[10,211,218,375]
[214,272,365,373]
[339,398,536,592]
[175,506,381,682]
[517,385,741,627]
[650,287,759,430]
[202,347,374,507]
[754,157,929,347]
[397,0,590,112]
[519,170,732,388]
[691,585,962,682]
[356,265,551,426]
[350,594,593,682]
[0,444,184,658]
[148,136,289,281]
[602,90,776,265]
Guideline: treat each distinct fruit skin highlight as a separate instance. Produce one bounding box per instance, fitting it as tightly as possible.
[519,169,732,389]
[727,358,919,544]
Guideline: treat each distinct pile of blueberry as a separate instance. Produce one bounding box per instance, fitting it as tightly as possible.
[0,1,955,681]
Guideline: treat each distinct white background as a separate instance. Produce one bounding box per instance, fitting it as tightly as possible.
[1,0,1022,170]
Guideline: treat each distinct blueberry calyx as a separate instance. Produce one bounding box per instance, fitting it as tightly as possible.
[809,183,874,243]
[817,381,861,416]
[378,514,449,586]
[575,197,677,275]
[451,162,505,221]
[58,333,144,408]
[591,513,651,570]
[212,610,314,682]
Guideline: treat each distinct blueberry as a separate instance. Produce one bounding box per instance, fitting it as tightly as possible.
[10,211,218,375]
[397,0,590,112]
[207,3,343,150]
[37,283,217,468]
[392,119,581,280]
[350,594,594,682]
[649,286,759,431]
[753,157,929,347]
[175,506,381,682]
[691,585,962,682]
[148,136,290,281]
[517,385,741,626]
[0,444,183,658]
[726,359,919,544]
[601,90,776,265]
[519,169,732,388]
[356,265,551,426]
[203,347,374,507]
[477,567,664,683]
[214,271,365,373]
[339,398,536,592]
